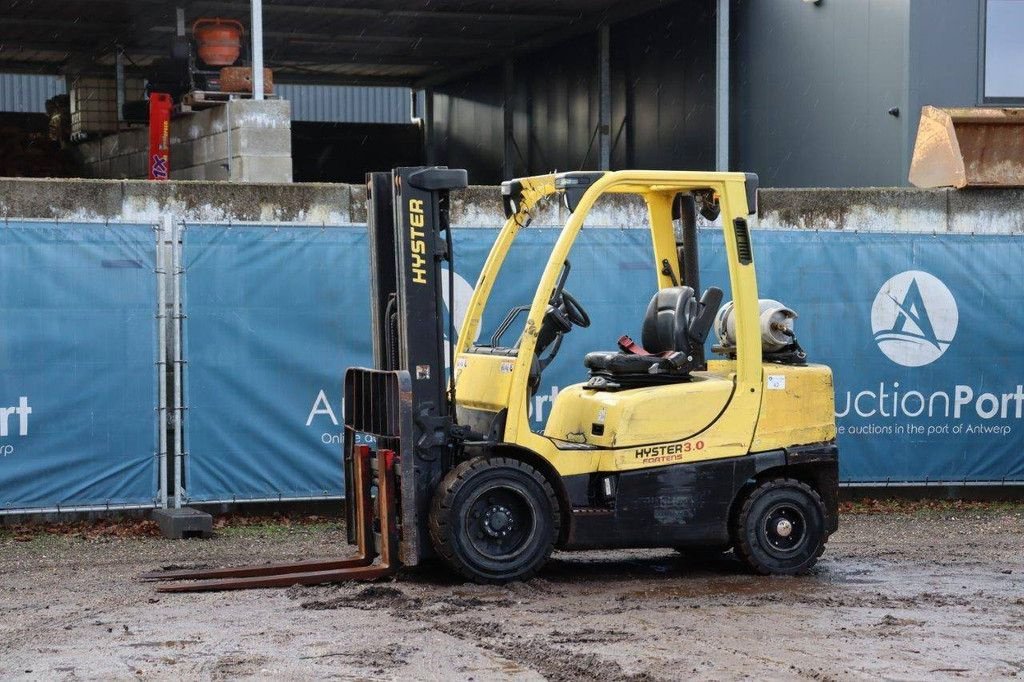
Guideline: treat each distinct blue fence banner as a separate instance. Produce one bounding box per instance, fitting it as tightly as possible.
[0,221,158,510]
[182,224,1023,499]
[182,225,371,502]
[474,227,1023,484]
[1,221,1013,511]
[735,230,1024,484]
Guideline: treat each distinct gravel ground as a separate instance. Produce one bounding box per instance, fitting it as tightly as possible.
[1,507,1022,681]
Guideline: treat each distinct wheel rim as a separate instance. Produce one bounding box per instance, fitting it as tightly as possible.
[760,502,807,556]
[463,484,537,561]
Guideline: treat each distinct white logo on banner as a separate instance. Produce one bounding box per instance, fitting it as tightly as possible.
[871,270,958,367]
[0,396,31,437]
[0,396,31,457]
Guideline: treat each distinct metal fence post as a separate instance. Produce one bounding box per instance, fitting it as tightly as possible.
[172,220,186,508]
[156,219,170,508]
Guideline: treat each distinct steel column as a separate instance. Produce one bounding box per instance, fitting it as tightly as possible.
[503,59,515,180]
[423,89,435,164]
[251,0,265,100]
[115,49,125,125]
[715,0,730,171]
[598,25,611,171]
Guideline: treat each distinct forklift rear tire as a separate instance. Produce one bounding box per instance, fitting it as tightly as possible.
[429,456,560,584]
[733,478,826,575]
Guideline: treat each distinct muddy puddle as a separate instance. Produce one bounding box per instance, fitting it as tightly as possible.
[1,511,1022,680]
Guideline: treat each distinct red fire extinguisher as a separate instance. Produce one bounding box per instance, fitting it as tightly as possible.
[148,93,172,180]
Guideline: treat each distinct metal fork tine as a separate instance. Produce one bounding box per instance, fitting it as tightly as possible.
[142,445,380,587]
[140,556,373,582]
[156,564,395,592]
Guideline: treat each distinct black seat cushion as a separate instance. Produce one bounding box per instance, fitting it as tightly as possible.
[584,351,662,374]
[641,286,696,354]
[583,351,690,390]
[583,286,712,391]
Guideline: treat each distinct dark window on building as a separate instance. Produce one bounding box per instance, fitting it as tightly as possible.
[984,0,1024,101]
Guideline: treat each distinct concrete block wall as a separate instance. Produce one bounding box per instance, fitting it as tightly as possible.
[75,99,292,183]
[1,178,1022,237]
[0,178,351,224]
[757,188,1024,234]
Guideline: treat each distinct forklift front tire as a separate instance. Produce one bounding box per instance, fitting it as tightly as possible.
[429,456,560,584]
[734,478,827,575]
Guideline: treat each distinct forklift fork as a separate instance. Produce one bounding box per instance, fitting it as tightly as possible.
[140,445,399,592]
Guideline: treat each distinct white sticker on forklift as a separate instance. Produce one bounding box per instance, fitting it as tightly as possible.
[767,375,786,390]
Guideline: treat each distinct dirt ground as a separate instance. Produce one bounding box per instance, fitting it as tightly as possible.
[1,504,1022,681]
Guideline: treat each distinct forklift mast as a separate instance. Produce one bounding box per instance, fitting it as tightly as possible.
[359,166,468,562]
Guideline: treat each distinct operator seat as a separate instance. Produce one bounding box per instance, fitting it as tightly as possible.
[584,286,723,390]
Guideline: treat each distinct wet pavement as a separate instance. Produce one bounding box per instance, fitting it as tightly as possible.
[1,509,1022,680]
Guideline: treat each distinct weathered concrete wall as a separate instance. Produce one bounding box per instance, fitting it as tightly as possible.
[757,188,1024,234]
[456,187,1024,233]
[1,178,1022,235]
[0,178,352,224]
[74,100,292,184]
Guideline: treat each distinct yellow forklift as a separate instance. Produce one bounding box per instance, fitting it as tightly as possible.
[145,168,838,591]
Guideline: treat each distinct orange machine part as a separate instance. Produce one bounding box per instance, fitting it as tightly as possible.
[193,18,243,66]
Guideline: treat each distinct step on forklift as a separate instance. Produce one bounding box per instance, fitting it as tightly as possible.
[144,168,838,592]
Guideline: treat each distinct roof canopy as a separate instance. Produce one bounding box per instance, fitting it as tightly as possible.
[1,0,668,86]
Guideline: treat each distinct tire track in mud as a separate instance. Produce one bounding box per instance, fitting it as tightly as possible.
[431,618,653,682]
[295,584,655,681]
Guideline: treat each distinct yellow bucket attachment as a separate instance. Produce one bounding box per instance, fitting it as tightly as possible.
[909,106,1024,188]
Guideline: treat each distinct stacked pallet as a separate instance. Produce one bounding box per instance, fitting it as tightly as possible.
[68,77,145,140]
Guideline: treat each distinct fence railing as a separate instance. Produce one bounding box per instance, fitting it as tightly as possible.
[0,221,1021,514]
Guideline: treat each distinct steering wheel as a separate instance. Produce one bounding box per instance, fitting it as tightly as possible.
[559,289,591,328]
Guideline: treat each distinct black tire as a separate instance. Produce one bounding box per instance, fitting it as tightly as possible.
[429,456,560,584]
[733,478,827,575]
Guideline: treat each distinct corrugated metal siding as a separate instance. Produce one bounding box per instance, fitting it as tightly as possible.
[1,76,411,122]
[429,2,717,184]
[276,84,412,123]
[0,73,66,113]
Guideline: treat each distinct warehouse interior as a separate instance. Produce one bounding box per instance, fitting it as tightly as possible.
[0,1,1012,186]
[0,0,680,183]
